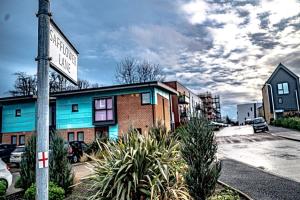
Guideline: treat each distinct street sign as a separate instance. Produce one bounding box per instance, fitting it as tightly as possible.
[49,19,78,84]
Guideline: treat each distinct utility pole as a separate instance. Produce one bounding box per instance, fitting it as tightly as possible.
[36,0,50,199]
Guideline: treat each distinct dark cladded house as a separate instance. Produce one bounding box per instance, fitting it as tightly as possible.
[0,81,177,145]
[262,63,300,123]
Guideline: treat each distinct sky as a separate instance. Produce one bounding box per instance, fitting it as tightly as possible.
[0,0,300,119]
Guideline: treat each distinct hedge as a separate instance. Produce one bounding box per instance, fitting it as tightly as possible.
[272,117,300,131]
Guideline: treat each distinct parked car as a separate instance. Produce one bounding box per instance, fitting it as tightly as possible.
[245,118,254,125]
[9,146,25,165]
[0,158,12,189]
[67,141,87,163]
[253,117,269,133]
[0,144,16,163]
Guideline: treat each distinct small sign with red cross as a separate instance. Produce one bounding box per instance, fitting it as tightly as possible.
[38,152,49,168]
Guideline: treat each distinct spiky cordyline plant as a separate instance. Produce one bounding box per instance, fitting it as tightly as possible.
[89,127,191,200]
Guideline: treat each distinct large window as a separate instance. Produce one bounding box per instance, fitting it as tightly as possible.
[277,83,289,94]
[94,97,115,124]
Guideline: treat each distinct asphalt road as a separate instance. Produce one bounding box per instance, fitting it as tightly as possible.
[217,125,300,183]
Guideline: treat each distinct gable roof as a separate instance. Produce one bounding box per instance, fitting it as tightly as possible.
[265,63,299,84]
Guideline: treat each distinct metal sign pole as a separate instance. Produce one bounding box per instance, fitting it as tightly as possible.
[36,0,50,199]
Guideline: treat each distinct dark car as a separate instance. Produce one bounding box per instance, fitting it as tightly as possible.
[67,141,87,163]
[253,117,269,133]
[0,144,16,163]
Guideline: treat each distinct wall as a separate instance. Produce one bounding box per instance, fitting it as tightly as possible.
[2,102,36,133]
[237,103,262,125]
[154,94,171,131]
[117,93,153,135]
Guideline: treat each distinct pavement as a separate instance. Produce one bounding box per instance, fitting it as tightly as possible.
[220,159,300,200]
[269,125,300,141]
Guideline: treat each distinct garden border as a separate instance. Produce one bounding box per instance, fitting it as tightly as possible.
[217,180,253,200]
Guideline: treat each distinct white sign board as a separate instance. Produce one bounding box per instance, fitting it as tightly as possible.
[49,20,78,84]
[38,152,49,168]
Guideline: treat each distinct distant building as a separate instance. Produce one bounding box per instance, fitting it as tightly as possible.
[198,92,221,122]
[237,103,262,125]
[262,63,300,123]
[164,81,202,129]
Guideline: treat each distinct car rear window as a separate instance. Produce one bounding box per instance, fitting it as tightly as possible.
[254,118,265,124]
[14,147,25,152]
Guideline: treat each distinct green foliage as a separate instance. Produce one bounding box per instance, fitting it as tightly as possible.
[0,180,7,197]
[178,115,221,200]
[20,135,36,190]
[49,131,74,193]
[14,177,22,189]
[24,182,65,200]
[273,117,300,131]
[19,131,74,192]
[89,127,190,200]
[209,189,240,200]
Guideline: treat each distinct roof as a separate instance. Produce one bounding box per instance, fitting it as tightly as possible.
[265,63,299,85]
[0,81,178,103]
[163,81,199,97]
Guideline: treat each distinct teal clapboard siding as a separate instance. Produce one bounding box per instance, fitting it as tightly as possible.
[154,88,170,104]
[56,87,154,130]
[2,102,36,133]
[109,125,119,140]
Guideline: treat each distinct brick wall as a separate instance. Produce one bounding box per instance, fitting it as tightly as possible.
[58,127,95,144]
[117,93,154,136]
[1,131,34,145]
[154,94,171,131]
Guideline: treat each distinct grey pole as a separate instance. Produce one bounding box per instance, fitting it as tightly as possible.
[36,0,50,199]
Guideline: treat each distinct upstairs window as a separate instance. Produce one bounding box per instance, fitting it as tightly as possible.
[94,97,115,122]
[15,109,21,117]
[72,104,79,112]
[277,83,289,94]
[141,93,151,105]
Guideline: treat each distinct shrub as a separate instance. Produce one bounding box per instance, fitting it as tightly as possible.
[14,177,22,188]
[24,182,65,200]
[89,127,190,200]
[0,180,7,197]
[273,117,300,131]
[49,131,74,193]
[178,115,221,200]
[19,131,74,192]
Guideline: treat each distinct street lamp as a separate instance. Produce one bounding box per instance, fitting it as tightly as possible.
[266,83,276,120]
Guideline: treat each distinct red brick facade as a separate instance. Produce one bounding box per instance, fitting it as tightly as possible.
[57,127,95,144]
[1,131,34,145]
[154,94,171,131]
[117,93,154,136]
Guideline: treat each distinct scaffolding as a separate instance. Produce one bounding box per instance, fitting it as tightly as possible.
[199,92,221,122]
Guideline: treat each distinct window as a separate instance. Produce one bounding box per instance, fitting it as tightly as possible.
[19,135,25,145]
[250,107,252,111]
[247,112,250,117]
[11,136,17,145]
[72,104,78,112]
[141,93,151,105]
[68,132,75,142]
[15,109,21,117]
[277,83,289,94]
[77,132,84,142]
[136,128,142,134]
[94,97,114,122]
[278,97,283,104]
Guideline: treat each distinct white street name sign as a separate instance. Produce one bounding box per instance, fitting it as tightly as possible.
[49,20,78,84]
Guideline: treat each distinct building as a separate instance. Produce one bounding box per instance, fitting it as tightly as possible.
[163,81,202,129]
[262,63,300,123]
[198,92,221,122]
[0,81,177,145]
[237,103,262,125]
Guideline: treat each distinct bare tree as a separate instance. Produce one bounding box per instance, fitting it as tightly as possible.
[115,57,137,84]
[9,71,98,96]
[115,57,165,84]
[136,60,165,83]
[9,72,37,96]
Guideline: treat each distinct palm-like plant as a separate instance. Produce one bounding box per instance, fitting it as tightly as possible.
[89,128,190,200]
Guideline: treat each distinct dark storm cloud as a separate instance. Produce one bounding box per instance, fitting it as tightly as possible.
[249,32,280,49]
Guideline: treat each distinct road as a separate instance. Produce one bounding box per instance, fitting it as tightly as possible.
[217,125,300,182]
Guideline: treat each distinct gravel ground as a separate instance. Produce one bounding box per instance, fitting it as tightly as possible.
[219,159,300,200]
